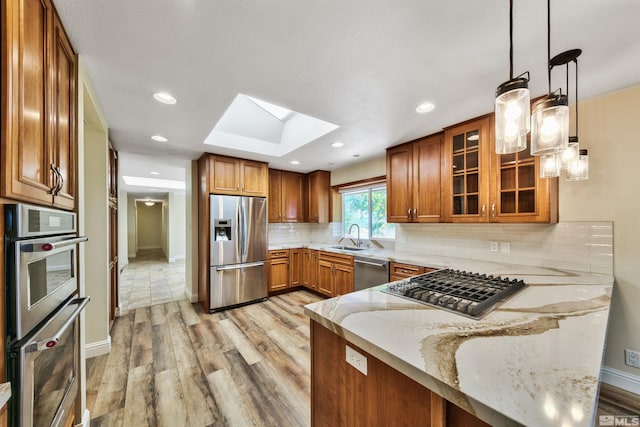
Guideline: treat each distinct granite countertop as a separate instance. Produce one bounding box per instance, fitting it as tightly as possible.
[303,253,613,427]
[0,382,10,409]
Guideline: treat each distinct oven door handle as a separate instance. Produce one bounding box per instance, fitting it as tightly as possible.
[26,297,90,353]
[22,236,89,253]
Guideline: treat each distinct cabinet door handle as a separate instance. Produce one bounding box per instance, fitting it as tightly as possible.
[49,164,58,194]
[413,208,417,219]
[481,204,486,217]
[55,166,64,195]
[407,209,411,219]
[491,203,496,218]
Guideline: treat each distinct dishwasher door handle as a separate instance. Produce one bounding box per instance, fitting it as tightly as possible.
[354,259,388,268]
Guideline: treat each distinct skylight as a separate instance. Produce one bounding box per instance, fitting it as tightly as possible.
[122,176,185,190]
[246,95,293,121]
[203,93,339,157]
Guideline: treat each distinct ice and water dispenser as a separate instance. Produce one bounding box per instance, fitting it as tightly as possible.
[214,219,232,241]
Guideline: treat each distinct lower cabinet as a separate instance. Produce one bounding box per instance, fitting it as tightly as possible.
[311,321,490,427]
[268,250,289,292]
[317,251,354,297]
[302,249,318,291]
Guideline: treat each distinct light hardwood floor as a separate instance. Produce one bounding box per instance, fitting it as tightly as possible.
[88,290,640,427]
[87,291,322,427]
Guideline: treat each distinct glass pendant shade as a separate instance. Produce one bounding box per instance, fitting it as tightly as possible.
[495,79,530,154]
[530,95,569,155]
[566,149,589,181]
[560,137,579,170]
[540,153,561,178]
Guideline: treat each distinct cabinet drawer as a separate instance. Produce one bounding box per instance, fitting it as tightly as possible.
[390,262,425,278]
[319,251,353,266]
[269,249,290,259]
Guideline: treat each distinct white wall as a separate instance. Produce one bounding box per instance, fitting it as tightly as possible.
[77,58,111,417]
[558,84,640,377]
[169,192,186,261]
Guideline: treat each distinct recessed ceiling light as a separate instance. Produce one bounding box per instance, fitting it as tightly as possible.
[150,171,160,175]
[153,92,177,105]
[290,160,300,165]
[415,102,435,114]
[144,201,155,207]
[331,142,344,148]
[151,135,168,142]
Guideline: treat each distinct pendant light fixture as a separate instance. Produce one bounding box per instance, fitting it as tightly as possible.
[566,149,589,181]
[530,0,569,157]
[495,0,530,154]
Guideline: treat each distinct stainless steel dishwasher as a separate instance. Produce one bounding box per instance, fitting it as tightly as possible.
[354,256,390,291]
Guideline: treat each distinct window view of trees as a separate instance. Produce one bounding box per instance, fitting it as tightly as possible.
[342,186,395,240]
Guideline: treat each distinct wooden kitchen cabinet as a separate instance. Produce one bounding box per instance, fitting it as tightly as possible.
[306,170,331,223]
[387,133,443,223]
[289,248,302,286]
[268,169,305,223]
[207,154,268,197]
[389,262,436,282]
[317,251,354,297]
[268,250,290,292]
[302,249,318,290]
[1,0,77,210]
[311,321,490,427]
[443,115,557,223]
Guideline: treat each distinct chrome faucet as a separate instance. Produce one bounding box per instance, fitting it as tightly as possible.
[348,223,361,247]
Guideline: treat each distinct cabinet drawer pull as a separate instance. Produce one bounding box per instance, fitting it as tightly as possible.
[481,204,486,217]
[491,203,496,218]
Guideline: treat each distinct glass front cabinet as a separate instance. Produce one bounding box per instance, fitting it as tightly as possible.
[443,115,558,223]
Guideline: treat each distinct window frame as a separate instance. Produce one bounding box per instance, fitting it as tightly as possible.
[340,183,395,241]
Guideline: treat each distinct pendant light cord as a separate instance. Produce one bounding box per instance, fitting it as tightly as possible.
[509,0,514,79]
[547,0,551,93]
[575,59,579,139]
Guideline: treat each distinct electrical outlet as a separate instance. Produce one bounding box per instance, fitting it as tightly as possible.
[500,242,511,254]
[346,345,367,375]
[625,349,640,368]
[490,242,499,253]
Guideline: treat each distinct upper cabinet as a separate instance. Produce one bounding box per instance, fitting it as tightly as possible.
[268,169,304,223]
[1,0,77,210]
[442,115,558,223]
[442,117,492,222]
[207,154,268,197]
[306,170,330,223]
[387,133,442,223]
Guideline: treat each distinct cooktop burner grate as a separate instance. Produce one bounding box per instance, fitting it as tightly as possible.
[383,269,526,319]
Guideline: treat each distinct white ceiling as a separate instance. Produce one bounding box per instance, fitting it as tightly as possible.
[54,0,640,191]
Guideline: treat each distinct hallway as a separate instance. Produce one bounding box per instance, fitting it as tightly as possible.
[119,249,187,312]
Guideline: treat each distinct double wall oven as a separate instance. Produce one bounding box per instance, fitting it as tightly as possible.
[4,204,89,427]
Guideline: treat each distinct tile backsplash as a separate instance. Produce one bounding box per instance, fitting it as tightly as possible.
[268,221,613,275]
[395,222,613,275]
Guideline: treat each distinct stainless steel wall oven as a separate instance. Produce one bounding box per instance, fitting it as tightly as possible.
[4,204,89,427]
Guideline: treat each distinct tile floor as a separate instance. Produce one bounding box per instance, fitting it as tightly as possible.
[118,249,186,312]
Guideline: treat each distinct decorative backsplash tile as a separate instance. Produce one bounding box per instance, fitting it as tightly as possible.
[268,221,613,275]
[395,222,613,275]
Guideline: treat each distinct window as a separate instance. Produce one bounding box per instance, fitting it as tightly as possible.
[342,185,395,240]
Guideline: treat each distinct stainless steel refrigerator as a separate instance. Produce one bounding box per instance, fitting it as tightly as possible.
[209,194,268,312]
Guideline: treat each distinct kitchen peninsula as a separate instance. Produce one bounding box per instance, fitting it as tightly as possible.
[304,259,613,427]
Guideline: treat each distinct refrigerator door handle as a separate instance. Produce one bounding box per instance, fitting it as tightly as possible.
[215,261,265,271]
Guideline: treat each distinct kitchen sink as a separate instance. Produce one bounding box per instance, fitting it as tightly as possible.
[330,245,367,252]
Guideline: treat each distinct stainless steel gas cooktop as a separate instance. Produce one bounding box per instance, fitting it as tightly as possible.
[383,269,526,319]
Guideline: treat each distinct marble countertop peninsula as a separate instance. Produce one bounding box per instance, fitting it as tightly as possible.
[302,250,613,427]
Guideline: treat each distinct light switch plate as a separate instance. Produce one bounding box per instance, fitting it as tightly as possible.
[500,242,511,254]
[346,345,367,375]
[490,242,499,253]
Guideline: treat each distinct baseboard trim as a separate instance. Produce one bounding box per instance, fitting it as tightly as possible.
[80,408,90,427]
[85,335,111,359]
[128,253,136,258]
[601,366,640,395]
[184,286,199,303]
[138,245,161,250]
